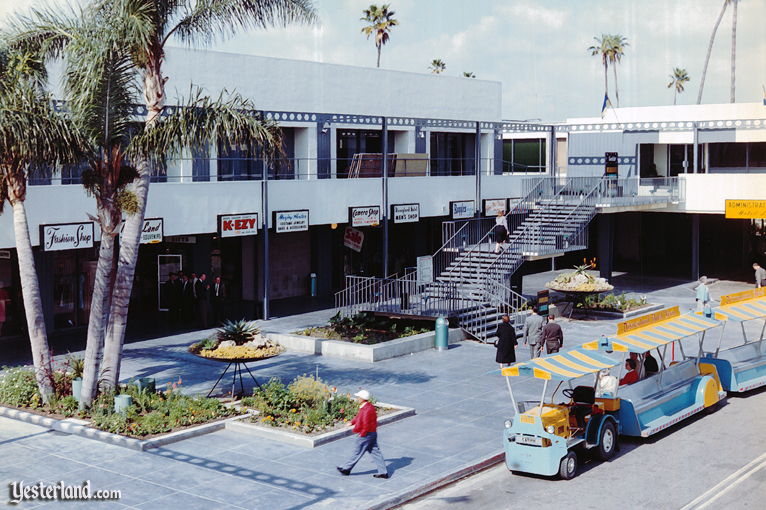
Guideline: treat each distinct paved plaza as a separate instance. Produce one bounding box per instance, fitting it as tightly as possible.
[1,273,765,509]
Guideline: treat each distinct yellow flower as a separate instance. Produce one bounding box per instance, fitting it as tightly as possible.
[290,408,297,413]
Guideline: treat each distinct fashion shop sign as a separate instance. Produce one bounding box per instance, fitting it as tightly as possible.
[274,210,309,233]
[349,206,380,227]
[40,222,94,251]
[392,203,419,224]
[120,218,163,244]
[219,213,259,238]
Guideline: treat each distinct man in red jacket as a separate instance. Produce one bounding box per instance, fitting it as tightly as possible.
[337,389,389,479]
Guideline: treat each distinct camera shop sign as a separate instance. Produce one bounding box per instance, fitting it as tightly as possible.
[274,210,309,233]
[120,218,163,244]
[349,206,380,227]
[40,222,94,251]
[219,213,259,238]
[392,203,420,224]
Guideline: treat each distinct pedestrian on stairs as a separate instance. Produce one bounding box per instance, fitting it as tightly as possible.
[493,211,508,254]
[523,305,544,358]
[494,314,518,367]
[542,314,564,354]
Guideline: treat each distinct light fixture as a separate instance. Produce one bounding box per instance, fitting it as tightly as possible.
[330,223,338,230]
[496,131,503,140]
[322,121,331,134]
[417,128,426,139]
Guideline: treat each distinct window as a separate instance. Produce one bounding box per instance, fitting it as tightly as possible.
[748,142,766,167]
[429,132,475,176]
[502,139,546,173]
[709,142,746,168]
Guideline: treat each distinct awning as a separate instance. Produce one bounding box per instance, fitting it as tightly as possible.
[711,289,766,322]
[501,348,620,381]
[582,312,721,354]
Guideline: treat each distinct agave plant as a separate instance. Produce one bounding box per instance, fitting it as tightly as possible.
[216,319,260,346]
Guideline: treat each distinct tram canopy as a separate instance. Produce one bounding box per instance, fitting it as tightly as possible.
[501,348,620,381]
[710,288,766,322]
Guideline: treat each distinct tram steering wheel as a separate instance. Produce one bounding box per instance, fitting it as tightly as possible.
[562,388,575,399]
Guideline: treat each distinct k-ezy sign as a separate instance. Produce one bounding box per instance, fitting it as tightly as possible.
[219,213,259,238]
[40,222,94,251]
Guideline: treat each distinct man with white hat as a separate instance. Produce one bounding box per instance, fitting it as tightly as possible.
[337,389,389,479]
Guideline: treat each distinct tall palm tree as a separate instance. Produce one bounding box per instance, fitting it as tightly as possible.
[588,35,611,104]
[697,0,733,104]
[360,4,398,68]
[607,34,628,106]
[429,58,446,74]
[0,49,84,402]
[729,0,737,102]
[667,67,690,105]
[7,0,316,396]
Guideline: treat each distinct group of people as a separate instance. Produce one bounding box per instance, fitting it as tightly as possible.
[619,351,660,386]
[164,271,227,328]
[493,306,564,366]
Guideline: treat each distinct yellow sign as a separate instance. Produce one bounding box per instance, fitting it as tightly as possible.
[617,306,680,335]
[725,200,766,219]
[720,287,766,306]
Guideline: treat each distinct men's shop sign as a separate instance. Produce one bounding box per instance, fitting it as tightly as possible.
[274,210,309,233]
[450,200,475,219]
[349,206,380,227]
[219,213,259,238]
[392,203,419,224]
[120,218,163,244]
[40,222,94,251]
[343,227,364,252]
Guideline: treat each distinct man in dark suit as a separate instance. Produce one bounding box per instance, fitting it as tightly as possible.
[165,272,181,323]
[494,314,517,367]
[211,276,227,325]
[195,272,210,328]
[181,274,194,322]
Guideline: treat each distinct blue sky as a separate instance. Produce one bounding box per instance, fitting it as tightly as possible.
[3,0,765,121]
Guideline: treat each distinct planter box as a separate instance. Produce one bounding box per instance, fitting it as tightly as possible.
[226,403,415,448]
[268,328,464,363]
[578,303,664,319]
[0,404,250,451]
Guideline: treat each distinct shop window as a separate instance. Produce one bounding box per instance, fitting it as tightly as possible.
[429,132,475,176]
[709,142,746,168]
[502,139,546,173]
[748,142,766,167]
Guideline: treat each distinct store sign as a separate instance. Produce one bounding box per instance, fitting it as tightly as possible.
[392,203,420,224]
[219,213,259,238]
[416,256,433,286]
[605,152,618,176]
[120,218,163,244]
[40,222,94,252]
[484,199,507,216]
[0,250,10,259]
[274,210,309,233]
[343,227,364,252]
[349,206,380,227]
[725,200,766,219]
[166,235,196,244]
[450,200,475,219]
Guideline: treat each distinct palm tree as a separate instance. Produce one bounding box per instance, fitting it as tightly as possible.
[607,34,628,106]
[0,49,84,402]
[697,0,734,104]
[8,0,316,396]
[429,58,446,74]
[360,4,398,68]
[730,0,737,102]
[667,67,690,105]
[462,71,475,78]
[588,35,611,104]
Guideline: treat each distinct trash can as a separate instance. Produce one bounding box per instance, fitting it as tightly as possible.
[310,273,318,297]
[114,394,133,415]
[435,317,449,351]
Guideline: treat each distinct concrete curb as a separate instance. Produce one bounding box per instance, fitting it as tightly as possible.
[367,451,505,510]
[580,302,664,319]
[226,403,415,448]
[0,405,250,451]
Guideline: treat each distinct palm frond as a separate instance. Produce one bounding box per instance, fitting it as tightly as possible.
[171,0,318,47]
[3,4,84,64]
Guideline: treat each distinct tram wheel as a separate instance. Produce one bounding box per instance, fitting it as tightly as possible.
[597,421,618,461]
[559,451,578,480]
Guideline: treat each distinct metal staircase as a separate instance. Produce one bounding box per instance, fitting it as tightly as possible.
[334,176,669,342]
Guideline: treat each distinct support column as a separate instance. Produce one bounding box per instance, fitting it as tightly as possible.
[693,124,699,174]
[598,214,615,281]
[262,164,270,319]
[382,117,389,277]
[691,213,700,281]
[474,121,481,217]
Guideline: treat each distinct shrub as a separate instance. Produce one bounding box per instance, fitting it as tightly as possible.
[0,367,41,408]
[288,375,331,406]
[217,319,260,346]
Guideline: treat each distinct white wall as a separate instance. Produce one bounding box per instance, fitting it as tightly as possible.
[680,174,766,213]
[570,102,766,124]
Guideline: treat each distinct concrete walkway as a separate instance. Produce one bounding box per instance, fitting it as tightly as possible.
[1,276,762,509]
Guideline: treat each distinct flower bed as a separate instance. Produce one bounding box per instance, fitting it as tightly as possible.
[295,312,431,345]
[239,375,393,436]
[578,292,649,313]
[0,367,236,439]
[190,319,284,360]
[546,264,614,293]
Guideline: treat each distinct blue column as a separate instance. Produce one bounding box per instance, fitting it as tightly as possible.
[598,214,614,280]
[317,118,331,179]
[691,213,700,280]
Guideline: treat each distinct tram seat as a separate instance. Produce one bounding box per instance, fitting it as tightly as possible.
[620,360,699,414]
[718,342,766,373]
[569,386,596,428]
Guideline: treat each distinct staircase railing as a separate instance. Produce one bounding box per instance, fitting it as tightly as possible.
[459,277,529,342]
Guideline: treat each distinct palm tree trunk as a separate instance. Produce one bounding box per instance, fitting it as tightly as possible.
[730,0,737,103]
[101,56,164,390]
[697,1,728,104]
[79,228,116,407]
[674,87,678,105]
[10,195,53,402]
[603,60,609,101]
[613,65,620,107]
[376,44,381,68]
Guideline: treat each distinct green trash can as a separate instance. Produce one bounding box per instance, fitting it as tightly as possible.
[435,317,449,351]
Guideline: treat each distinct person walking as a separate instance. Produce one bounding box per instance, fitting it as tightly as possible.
[542,314,564,354]
[695,276,710,314]
[337,390,389,479]
[494,314,517,367]
[523,306,544,358]
[754,263,766,288]
[493,211,509,254]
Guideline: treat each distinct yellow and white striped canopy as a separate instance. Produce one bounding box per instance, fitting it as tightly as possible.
[712,289,766,322]
[501,348,620,381]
